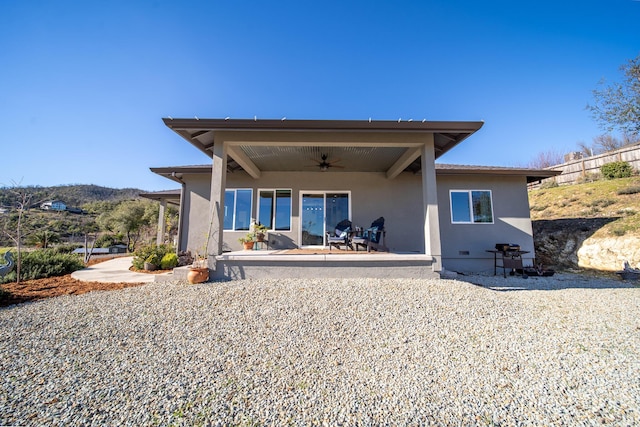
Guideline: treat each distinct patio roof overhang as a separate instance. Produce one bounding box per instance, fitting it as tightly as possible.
[139,189,181,205]
[162,118,485,179]
[149,163,561,184]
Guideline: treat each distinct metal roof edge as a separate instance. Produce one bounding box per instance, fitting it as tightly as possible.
[162,117,484,133]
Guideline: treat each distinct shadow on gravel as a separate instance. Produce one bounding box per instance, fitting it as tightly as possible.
[456,272,637,291]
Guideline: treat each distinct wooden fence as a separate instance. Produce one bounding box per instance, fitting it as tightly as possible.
[532,144,640,187]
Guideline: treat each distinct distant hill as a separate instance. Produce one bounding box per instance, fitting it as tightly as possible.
[0,184,144,209]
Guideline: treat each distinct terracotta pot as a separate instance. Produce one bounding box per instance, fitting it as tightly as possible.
[187,267,209,284]
[243,241,255,250]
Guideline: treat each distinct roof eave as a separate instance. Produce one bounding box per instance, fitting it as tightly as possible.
[162,117,484,133]
[162,118,484,160]
[435,165,562,183]
[139,189,181,205]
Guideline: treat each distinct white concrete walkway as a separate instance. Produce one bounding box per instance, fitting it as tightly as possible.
[71,256,168,283]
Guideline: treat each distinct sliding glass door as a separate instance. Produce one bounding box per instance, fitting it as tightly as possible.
[300,192,350,247]
[301,193,324,246]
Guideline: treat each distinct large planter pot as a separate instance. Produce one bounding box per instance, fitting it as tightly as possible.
[187,267,209,284]
[143,262,157,271]
[243,241,255,250]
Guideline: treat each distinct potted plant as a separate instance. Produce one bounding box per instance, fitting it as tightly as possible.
[144,254,159,271]
[254,223,268,242]
[187,252,209,284]
[238,232,255,250]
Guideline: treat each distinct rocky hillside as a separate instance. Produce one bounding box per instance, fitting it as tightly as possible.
[529,177,640,271]
[0,184,143,209]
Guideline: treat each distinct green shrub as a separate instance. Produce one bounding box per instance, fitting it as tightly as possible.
[0,250,85,284]
[132,244,174,270]
[160,253,178,269]
[588,199,615,208]
[616,208,637,216]
[585,207,601,215]
[539,180,558,189]
[145,253,160,266]
[601,161,633,179]
[530,205,548,212]
[575,172,601,184]
[617,185,640,195]
[611,228,626,236]
[132,245,157,269]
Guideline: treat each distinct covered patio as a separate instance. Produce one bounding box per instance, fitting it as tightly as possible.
[153,118,485,273]
[145,118,558,279]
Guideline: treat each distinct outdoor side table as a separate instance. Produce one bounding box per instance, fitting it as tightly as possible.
[253,233,269,250]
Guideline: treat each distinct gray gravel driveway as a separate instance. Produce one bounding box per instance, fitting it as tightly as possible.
[1,274,638,426]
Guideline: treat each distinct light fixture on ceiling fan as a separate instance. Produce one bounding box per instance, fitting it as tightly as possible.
[312,153,344,171]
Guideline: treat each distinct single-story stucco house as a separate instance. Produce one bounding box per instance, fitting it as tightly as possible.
[145,118,559,280]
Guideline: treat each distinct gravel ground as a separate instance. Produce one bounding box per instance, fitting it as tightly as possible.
[0,274,638,426]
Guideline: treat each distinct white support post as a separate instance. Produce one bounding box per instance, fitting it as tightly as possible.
[176,183,185,251]
[421,134,442,272]
[156,200,166,247]
[207,140,227,263]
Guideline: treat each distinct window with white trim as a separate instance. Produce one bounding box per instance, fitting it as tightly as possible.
[450,190,494,224]
[257,189,292,231]
[224,189,253,230]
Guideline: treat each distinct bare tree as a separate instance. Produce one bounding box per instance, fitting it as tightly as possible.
[528,149,564,169]
[79,216,100,264]
[621,132,640,146]
[594,134,625,153]
[578,133,640,157]
[577,140,593,157]
[1,182,51,283]
[1,185,33,283]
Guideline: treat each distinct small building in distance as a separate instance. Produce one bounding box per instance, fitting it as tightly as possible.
[40,200,67,211]
[72,245,128,255]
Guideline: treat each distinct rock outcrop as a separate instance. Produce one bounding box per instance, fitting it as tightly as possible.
[532,218,639,271]
[577,236,640,271]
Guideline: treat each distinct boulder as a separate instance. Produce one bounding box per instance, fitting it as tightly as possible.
[577,236,640,271]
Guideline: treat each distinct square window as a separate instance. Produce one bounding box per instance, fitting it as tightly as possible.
[450,190,493,224]
[223,189,253,231]
[257,189,292,231]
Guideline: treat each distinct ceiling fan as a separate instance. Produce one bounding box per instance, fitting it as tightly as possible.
[311,153,344,171]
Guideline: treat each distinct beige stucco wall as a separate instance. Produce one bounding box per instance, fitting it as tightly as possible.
[180,170,426,254]
[436,175,535,273]
[178,173,214,255]
[179,171,536,274]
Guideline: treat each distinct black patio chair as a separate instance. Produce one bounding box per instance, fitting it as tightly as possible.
[326,219,352,250]
[352,217,388,252]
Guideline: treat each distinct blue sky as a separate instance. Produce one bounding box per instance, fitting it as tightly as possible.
[1,0,639,191]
